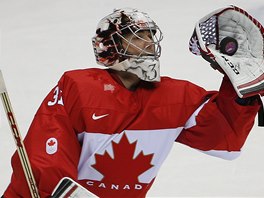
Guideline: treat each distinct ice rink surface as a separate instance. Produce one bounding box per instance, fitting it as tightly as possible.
[0,0,264,197]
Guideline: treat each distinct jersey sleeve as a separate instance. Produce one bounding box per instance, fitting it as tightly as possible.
[4,74,81,197]
[176,76,261,160]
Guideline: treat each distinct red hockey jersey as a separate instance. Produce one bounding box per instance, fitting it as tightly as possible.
[4,68,260,197]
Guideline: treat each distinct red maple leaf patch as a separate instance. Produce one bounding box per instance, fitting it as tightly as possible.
[92,133,154,184]
[48,139,56,146]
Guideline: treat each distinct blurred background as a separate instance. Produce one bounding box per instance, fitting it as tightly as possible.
[0,0,264,197]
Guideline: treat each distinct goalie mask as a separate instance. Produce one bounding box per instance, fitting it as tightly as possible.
[189,5,264,98]
[92,8,163,81]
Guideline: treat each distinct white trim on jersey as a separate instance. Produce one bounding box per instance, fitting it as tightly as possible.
[183,99,242,160]
[77,128,183,183]
[184,99,209,129]
[77,98,242,186]
[199,149,241,160]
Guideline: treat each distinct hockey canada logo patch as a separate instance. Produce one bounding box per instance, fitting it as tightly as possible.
[46,137,58,155]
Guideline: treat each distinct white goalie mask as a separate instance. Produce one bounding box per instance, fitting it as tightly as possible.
[189,5,264,98]
[92,8,163,81]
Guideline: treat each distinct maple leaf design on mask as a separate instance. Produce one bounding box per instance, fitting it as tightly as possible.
[92,133,154,184]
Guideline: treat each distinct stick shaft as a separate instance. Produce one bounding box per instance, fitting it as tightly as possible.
[0,70,40,198]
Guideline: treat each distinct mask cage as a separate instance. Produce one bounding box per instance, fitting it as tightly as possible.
[111,22,162,60]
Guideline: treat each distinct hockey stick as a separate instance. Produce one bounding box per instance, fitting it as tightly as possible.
[0,70,40,198]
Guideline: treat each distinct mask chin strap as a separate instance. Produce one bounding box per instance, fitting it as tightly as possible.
[108,57,160,82]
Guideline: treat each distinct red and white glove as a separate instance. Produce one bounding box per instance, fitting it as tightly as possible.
[189,5,264,98]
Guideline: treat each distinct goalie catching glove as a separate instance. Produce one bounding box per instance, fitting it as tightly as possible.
[189,5,264,98]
